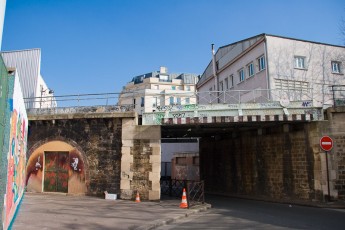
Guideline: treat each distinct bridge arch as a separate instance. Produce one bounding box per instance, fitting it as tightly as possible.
[26,137,89,195]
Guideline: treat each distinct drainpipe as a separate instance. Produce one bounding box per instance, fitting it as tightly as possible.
[211,44,219,103]
[263,36,271,101]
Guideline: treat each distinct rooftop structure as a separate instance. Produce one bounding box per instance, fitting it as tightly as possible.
[119,66,200,115]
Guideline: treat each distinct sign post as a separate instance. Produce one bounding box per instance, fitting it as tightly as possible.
[320,136,333,202]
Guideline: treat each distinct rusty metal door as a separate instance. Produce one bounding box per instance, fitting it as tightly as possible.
[44,151,69,193]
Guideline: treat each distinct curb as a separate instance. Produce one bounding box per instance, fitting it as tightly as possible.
[134,203,212,230]
[206,192,345,209]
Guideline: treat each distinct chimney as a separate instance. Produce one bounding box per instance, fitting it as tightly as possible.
[160,66,168,74]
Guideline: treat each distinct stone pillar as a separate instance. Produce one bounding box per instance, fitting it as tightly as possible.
[121,118,161,200]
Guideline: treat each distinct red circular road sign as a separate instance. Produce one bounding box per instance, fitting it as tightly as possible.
[320,136,333,151]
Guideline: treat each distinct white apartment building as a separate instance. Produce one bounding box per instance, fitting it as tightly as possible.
[197,34,345,108]
[119,66,200,115]
[1,48,56,109]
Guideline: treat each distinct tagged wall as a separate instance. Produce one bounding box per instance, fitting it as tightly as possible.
[27,116,123,196]
[26,141,87,194]
[1,74,28,230]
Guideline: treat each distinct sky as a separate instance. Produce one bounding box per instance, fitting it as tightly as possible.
[2,0,345,96]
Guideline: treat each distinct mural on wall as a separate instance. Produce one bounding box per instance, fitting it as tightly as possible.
[26,147,86,194]
[68,150,86,194]
[26,152,43,192]
[2,76,28,230]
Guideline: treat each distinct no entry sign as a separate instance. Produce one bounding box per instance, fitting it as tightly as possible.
[320,136,333,151]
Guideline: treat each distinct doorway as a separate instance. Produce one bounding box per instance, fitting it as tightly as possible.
[44,151,69,193]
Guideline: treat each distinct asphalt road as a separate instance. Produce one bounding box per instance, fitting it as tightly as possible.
[157,195,345,230]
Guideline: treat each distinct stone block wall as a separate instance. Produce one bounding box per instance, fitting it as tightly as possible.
[327,107,345,200]
[121,118,161,200]
[200,123,316,201]
[28,117,122,196]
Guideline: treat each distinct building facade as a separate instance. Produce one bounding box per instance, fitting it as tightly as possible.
[1,49,56,109]
[197,34,345,108]
[0,0,6,50]
[119,66,199,115]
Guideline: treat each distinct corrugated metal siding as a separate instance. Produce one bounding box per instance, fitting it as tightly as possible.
[1,49,41,108]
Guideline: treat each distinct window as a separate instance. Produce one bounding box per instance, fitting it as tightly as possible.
[154,85,159,90]
[140,97,144,107]
[209,87,213,91]
[176,157,186,165]
[169,97,174,105]
[225,78,229,90]
[176,97,181,105]
[247,62,254,77]
[239,68,245,82]
[186,85,191,91]
[332,61,341,73]
[258,55,266,71]
[185,98,190,104]
[294,56,306,69]
[219,81,224,91]
[152,97,157,107]
[229,75,234,88]
[133,98,136,108]
[172,86,176,90]
[193,157,199,165]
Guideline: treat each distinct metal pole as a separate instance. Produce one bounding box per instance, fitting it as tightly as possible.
[325,151,331,202]
[332,85,335,107]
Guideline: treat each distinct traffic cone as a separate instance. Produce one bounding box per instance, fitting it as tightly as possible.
[135,191,141,203]
[179,188,188,208]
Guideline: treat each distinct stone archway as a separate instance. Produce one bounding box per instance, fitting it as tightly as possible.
[26,140,88,195]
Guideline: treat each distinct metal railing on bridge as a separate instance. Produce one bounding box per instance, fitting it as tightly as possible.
[24,92,122,109]
[24,88,316,109]
[332,85,345,107]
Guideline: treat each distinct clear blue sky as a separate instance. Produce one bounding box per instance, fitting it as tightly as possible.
[2,0,345,95]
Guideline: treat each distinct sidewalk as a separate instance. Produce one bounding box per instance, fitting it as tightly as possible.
[11,193,211,230]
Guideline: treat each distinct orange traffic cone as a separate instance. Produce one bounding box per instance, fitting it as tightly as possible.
[135,191,141,203]
[179,188,188,208]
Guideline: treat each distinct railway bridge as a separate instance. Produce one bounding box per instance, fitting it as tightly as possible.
[25,98,345,202]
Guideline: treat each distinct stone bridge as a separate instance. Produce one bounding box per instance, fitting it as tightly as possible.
[25,103,345,202]
[26,106,161,200]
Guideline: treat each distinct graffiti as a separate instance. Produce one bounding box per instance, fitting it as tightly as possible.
[71,157,80,171]
[154,113,165,124]
[258,102,279,108]
[3,76,28,230]
[156,104,204,112]
[172,113,185,118]
[156,105,173,111]
[69,151,84,174]
[35,156,42,170]
[302,101,312,107]
[183,104,197,110]
[304,109,315,115]
[198,113,209,118]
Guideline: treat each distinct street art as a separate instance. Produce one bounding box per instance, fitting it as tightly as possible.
[2,76,28,230]
[26,152,44,191]
[26,147,86,194]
